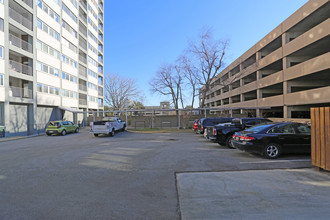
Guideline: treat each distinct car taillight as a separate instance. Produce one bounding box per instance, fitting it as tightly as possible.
[106,124,109,129]
[213,129,217,136]
[201,126,204,131]
[236,135,254,141]
[241,136,254,141]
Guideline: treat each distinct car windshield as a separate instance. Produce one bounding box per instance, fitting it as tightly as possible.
[48,122,60,126]
[245,124,275,133]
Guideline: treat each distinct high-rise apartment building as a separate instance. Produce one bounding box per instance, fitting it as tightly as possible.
[0,0,104,136]
[203,0,329,120]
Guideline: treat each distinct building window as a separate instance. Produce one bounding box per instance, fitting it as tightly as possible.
[0,46,3,59]
[62,3,77,23]
[62,20,77,38]
[62,37,77,53]
[37,19,60,41]
[37,83,42,92]
[0,74,4,86]
[61,54,77,68]
[36,40,60,59]
[36,61,59,77]
[37,0,60,23]
[0,18,3,32]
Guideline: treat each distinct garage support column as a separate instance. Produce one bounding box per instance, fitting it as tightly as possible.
[256,109,261,117]
[284,106,291,119]
[283,81,291,94]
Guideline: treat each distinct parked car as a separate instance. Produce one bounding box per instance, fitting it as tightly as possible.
[46,121,79,136]
[209,118,272,148]
[197,117,233,134]
[232,122,311,159]
[192,119,200,132]
[90,117,126,137]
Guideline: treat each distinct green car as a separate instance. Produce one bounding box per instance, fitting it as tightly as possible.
[46,121,79,136]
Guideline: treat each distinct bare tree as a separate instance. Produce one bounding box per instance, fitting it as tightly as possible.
[188,30,229,108]
[104,73,140,110]
[149,64,184,111]
[178,55,199,109]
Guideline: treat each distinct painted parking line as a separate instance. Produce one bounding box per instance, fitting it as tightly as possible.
[240,159,311,164]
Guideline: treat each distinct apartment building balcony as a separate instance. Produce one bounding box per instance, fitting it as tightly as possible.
[79,21,87,37]
[98,23,103,32]
[98,76,103,85]
[9,33,33,53]
[79,99,87,106]
[9,86,32,98]
[79,84,87,92]
[98,65,103,74]
[79,35,87,51]
[21,0,33,8]
[9,77,33,99]
[79,64,87,78]
[79,7,87,24]
[98,33,103,42]
[98,88,103,96]
[98,13,103,21]
[9,6,32,31]
[79,79,87,92]
[80,0,87,11]
[98,55,103,63]
[79,54,87,64]
[98,0,104,11]
[79,93,87,107]
[9,60,33,76]
[98,43,103,53]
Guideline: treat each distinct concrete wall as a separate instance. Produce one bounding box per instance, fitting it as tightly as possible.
[35,106,62,133]
[8,104,28,136]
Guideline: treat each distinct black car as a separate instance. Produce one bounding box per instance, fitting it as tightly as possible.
[196,117,233,134]
[208,118,272,148]
[232,122,311,159]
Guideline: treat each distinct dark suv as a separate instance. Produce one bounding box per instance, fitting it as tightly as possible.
[208,118,272,148]
[196,117,233,134]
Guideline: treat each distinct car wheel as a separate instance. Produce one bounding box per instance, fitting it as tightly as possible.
[264,143,281,159]
[75,128,79,133]
[94,134,99,137]
[61,130,67,136]
[226,136,235,149]
[218,142,225,146]
[110,129,115,136]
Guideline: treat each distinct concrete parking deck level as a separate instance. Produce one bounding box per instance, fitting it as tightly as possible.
[177,168,330,220]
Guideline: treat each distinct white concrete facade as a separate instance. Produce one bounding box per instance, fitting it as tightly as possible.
[0,0,104,136]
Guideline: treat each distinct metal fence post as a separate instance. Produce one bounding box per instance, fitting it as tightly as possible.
[152,110,154,128]
[125,110,128,125]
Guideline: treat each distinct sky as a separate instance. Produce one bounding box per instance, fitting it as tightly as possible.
[103,0,309,107]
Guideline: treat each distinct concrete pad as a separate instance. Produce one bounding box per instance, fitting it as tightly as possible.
[177,169,330,220]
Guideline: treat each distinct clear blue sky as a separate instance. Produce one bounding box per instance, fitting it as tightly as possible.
[104,0,309,107]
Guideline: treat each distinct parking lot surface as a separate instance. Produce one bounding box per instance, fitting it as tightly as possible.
[177,169,330,220]
[0,129,326,219]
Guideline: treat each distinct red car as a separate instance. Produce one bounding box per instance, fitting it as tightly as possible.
[192,119,199,132]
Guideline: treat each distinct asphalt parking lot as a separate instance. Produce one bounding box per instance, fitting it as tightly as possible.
[0,128,329,220]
